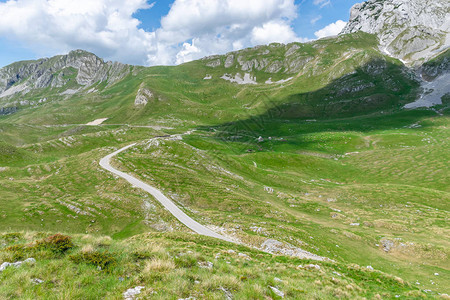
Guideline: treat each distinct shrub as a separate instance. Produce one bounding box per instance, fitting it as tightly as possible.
[5,234,74,260]
[131,250,155,260]
[69,251,117,270]
[1,233,22,243]
[4,244,28,261]
[35,234,74,254]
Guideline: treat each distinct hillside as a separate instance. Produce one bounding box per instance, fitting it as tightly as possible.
[0,0,449,298]
[0,32,421,127]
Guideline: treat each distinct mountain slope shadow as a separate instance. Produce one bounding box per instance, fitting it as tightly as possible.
[198,58,435,149]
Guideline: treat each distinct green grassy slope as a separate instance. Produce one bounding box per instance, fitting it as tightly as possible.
[0,31,448,297]
[116,109,449,293]
[0,32,420,127]
[0,231,435,299]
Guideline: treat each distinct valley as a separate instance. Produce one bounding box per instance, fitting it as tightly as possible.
[0,0,449,298]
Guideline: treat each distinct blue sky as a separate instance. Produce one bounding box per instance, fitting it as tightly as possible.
[0,0,361,67]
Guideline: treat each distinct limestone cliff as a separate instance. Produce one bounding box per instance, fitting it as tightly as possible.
[340,0,450,64]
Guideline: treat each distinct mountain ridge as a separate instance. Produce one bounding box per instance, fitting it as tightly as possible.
[0,0,448,120]
[0,49,130,98]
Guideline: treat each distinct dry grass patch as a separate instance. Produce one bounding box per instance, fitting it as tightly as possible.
[144,258,176,273]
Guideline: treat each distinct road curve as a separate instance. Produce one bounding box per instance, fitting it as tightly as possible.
[99,143,232,242]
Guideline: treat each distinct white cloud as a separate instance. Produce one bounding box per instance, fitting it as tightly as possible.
[0,0,155,65]
[148,0,305,65]
[0,0,307,66]
[251,21,301,45]
[175,40,201,64]
[313,0,331,9]
[314,20,347,39]
[310,15,322,25]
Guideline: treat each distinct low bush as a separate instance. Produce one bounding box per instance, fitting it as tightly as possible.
[35,234,74,254]
[69,250,117,270]
[131,250,155,260]
[5,234,74,260]
[1,233,22,243]
[4,244,28,261]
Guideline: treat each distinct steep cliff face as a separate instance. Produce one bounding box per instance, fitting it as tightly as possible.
[340,0,450,64]
[0,50,130,98]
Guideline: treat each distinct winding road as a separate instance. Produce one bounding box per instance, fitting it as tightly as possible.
[99,142,232,242]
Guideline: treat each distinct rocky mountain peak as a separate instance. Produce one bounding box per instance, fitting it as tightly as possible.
[0,50,130,99]
[340,0,450,64]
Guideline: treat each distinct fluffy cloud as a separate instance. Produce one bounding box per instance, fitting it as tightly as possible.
[0,0,156,65]
[0,0,306,66]
[314,20,347,39]
[251,21,304,45]
[148,0,304,65]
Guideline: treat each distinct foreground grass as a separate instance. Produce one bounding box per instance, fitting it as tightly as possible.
[116,110,450,294]
[0,231,438,299]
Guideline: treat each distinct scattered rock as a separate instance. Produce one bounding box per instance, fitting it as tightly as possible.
[249,226,267,235]
[269,286,285,298]
[198,261,213,269]
[304,264,321,270]
[237,253,251,260]
[261,239,326,261]
[220,287,233,300]
[264,186,274,194]
[221,73,257,85]
[123,286,145,300]
[206,59,221,68]
[31,278,44,285]
[380,238,394,252]
[0,258,36,272]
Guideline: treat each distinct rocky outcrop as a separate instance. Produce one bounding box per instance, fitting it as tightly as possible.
[134,87,153,106]
[0,258,36,272]
[420,49,450,80]
[0,50,130,98]
[340,0,450,63]
[0,106,18,115]
[202,42,319,76]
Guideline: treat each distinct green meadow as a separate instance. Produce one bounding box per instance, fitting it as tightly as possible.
[0,32,448,298]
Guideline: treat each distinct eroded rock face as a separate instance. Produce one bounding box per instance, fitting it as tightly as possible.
[134,87,153,106]
[0,50,129,98]
[420,49,450,80]
[340,0,450,63]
